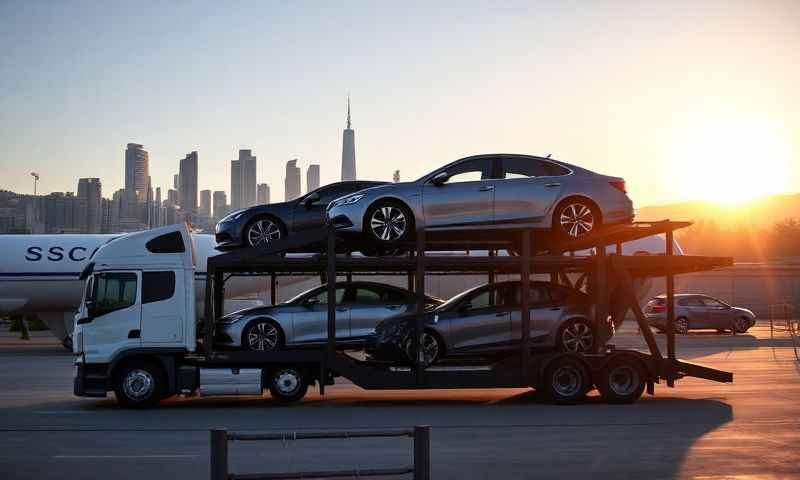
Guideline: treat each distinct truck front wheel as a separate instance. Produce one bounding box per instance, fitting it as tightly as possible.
[113,360,165,409]
[267,367,308,404]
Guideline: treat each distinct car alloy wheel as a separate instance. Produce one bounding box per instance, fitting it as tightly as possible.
[247,321,280,351]
[734,317,750,333]
[122,369,155,400]
[404,331,440,367]
[370,206,407,242]
[560,321,595,353]
[559,202,595,238]
[675,317,689,334]
[247,219,282,247]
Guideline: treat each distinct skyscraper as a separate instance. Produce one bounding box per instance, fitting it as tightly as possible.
[77,178,102,233]
[257,183,270,205]
[199,189,211,217]
[125,143,149,205]
[213,191,227,219]
[393,170,400,183]
[230,149,257,210]
[285,159,301,201]
[307,164,320,192]
[179,151,198,214]
[154,187,162,227]
[341,97,356,181]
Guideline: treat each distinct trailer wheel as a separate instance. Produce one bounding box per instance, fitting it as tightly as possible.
[268,367,308,404]
[113,360,165,409]
[542,356,590,405]
[598,356,646,404]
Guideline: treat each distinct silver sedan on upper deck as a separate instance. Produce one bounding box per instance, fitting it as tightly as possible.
[326,154,634,248]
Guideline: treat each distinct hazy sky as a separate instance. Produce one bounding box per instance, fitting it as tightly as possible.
[1,1,798,206]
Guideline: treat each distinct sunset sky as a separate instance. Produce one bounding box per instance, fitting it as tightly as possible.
[0,1,797,207]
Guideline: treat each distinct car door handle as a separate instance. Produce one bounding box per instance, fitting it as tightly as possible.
[479,185,494,192]
[545,183,561,188]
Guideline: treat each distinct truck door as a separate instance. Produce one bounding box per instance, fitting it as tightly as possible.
[83,271,141,362]
[140,271,184,344]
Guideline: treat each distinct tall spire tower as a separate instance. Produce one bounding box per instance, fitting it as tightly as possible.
[341,96,356,181]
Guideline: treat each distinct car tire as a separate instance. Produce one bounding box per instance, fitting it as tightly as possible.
[557,318,596,353]
[733,317,751,334]
[403,330,443,368]
[597,356,646,404]
[365,200,413,245]
[113,360,165,409]
[245,216,285,248]
[267,367,308,404]
[242,319,284,352]
[552,197,601,241]
[542,355,591,405]
[675,317,689,334]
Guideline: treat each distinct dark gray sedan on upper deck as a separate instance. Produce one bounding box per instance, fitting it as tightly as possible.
[326,154,634,248]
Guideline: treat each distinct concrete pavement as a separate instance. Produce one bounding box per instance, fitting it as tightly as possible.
[0,322,798,479]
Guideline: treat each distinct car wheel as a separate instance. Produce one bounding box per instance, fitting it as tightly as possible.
[267,367,308,403]
[597,356,646,404]
[366,200,413,245]
[403,330,443,368]
[246,217,284,248]
[734,317,750,334]
[675,317,689,334]
[542,356,590,405]
[114,360,165,409]
[243,319,284,352]
[553,198,601,241]
[557,319,596,353]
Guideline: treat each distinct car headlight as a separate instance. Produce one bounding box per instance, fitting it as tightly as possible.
[220,210,247,223]
[220,314,244,324]
[330,194,365,209]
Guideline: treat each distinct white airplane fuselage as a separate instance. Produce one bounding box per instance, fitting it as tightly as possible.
[0,233,264,342]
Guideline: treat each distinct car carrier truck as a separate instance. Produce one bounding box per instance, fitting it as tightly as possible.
[73,222,733,408]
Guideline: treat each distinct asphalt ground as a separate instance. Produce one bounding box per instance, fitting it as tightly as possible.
[1,321,798,479]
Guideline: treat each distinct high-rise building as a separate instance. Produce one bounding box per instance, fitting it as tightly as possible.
[393,170,400,183]
[179,151,198,214]
[285,159,301,201]
[199,190,212,217]
[154,187,162,227]
[44,192,87,233]
[77,178,102,233]
[167,189,178,206]
[307,164,320,193]
[230,149,257,210]
[213,191,227,219]
[257,183,270,205]
[341,97,356,181]
[124,143,149,205]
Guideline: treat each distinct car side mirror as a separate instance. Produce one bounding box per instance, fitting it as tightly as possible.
[304,298,319,308]
[431,171,450,186]
[304,192,320,207]
[457,302,472,313]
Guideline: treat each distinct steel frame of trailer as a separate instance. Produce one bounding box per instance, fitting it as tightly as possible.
[201,221,733,398]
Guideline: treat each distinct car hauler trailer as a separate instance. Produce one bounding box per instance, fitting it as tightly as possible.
[73,221,733,408]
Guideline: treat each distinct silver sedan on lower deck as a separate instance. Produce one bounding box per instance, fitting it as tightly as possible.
[215,281,442,351]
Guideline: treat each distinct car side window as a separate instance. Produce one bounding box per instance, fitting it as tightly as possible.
[353,287,385,305]
[701,297,725,308]
[504,284,551,307]
[92,272,137,315]
[464,288,494,310]
[310,287,346,305]
[443,158,494,184]
[315,185,354,204]
[502,157,569,179]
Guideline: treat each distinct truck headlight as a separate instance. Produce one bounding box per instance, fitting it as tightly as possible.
[330,194,364,209]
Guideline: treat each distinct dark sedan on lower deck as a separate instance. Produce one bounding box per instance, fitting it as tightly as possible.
[645,294,756,333]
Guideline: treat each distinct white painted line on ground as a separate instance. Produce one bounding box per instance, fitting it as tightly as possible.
[35,411,95,414]
[53,454,200,459]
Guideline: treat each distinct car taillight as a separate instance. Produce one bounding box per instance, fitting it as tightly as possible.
[610,180,626,193]
[646,301,666,313]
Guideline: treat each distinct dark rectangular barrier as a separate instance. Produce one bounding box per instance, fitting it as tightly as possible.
[211,425,431,480]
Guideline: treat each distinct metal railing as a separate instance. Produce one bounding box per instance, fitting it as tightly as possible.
[768,303,799,360]
[211,425,431,480]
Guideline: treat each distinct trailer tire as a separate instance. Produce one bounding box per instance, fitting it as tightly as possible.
[267,367,308,404]
[113,359,165,409]
[597,356,646,404]
[542,355,591,405]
